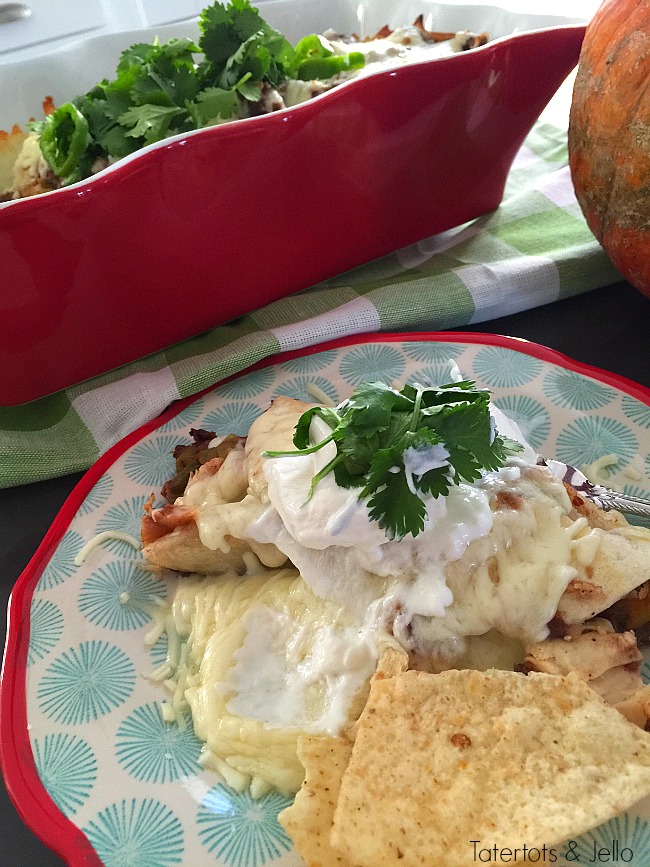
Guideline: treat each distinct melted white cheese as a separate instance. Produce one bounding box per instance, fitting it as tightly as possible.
[171,567,390,792]
[226,604,378,734]
[283,28,478,107]
[408,477,580,665]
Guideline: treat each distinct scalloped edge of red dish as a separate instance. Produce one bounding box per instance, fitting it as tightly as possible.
[3,331,648,866]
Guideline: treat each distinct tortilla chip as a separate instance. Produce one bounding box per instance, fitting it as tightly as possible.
[280,647,408,864]
[278,736,356,867]
[331,669,650,867]
[345,645,409,740]
[615,684,650,729]
[372,645,409,681]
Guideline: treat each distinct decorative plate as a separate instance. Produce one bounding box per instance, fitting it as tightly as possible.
[2,332,650,867]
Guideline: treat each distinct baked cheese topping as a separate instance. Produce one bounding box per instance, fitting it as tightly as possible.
[167,567,399,795]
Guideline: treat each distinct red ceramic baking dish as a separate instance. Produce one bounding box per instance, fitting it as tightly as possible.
[0,1,586,405]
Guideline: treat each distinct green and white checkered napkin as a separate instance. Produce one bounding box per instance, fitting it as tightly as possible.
[0,121,620,490]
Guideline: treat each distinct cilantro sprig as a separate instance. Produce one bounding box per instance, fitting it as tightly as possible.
[264,381,523,541]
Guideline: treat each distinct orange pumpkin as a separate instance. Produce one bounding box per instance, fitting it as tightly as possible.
[568,0,650,298]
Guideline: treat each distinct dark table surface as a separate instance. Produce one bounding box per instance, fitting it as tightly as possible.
[1,280,649,866]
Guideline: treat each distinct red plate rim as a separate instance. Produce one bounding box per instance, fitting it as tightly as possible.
[2,329,648,866]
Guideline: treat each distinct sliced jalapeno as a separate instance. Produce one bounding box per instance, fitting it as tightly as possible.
[296,51,365,81]
[39,103,89,179]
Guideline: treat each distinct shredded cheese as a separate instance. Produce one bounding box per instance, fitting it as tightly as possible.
[306,382,336,407]
[581,454,620,489]
[74,530,141,565]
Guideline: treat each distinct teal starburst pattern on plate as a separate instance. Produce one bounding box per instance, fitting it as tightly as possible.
[78,561,166,631]
[158,397,206,432]
[95,497,150,558]
[275,374,339,405]
[641,661,650,685]
[38,640,135,725]
[32,733,97,816]
[556,416,638,468]
[338,344,405,388]
[115,702,202,783]
[36,530,85,592]
[149,632,168,669]
[123,435,178,487]
[78,474,113,516]
[197,785,292,867]
[543,367,615,411]
[28,598,64,666]
[558,814,650,865]
[622,394,650,428]
[417,362,470,390]
[282,349,337,374]
[84,798,183,866]
[402,341,464,363]
[215,367,276,397]
[202,401,262,437]
[473,347,542,388]
[492,395,551,450]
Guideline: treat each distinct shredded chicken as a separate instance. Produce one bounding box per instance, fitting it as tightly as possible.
[141,398,309,573]
[520,619,650,729]
[141,498,197,546]
[160,430,245,503]
[551,483,650,630]
[603,580,650,645]
[565,482,628,530]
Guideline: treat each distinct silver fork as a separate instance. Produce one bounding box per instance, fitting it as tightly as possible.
[539,458,650,521]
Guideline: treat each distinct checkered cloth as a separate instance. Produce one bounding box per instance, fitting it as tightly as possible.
[0,122,620,489]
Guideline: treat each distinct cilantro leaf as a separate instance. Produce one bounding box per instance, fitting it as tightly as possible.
[425,400,491,458]
[342,381,412,434]
[291,406,342,450]
[186,86,240,126]
[199,0,259,68]
[417,464,451,499]
[235,73,262,102]
[336,429,381,480]
[363,443,428,540]
[486,435,525,471]
[118,104,187,144]
[443,443,484,485]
